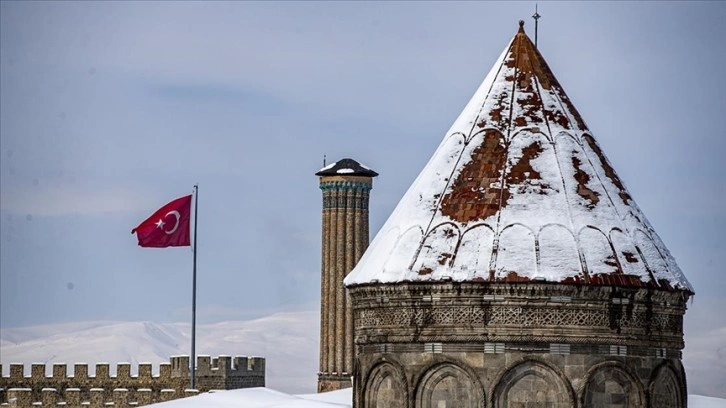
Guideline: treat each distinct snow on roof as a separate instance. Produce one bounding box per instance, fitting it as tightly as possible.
[316,158,379,177]
[345,21,692,292]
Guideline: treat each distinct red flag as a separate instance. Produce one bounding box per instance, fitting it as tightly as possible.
[132,195,192,247]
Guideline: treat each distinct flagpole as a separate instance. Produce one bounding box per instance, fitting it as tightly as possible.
[191,184,198,390]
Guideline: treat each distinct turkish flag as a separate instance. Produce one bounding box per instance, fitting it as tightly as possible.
[132,195,192,247]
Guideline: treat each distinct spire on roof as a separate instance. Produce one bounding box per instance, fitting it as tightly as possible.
[532,5,541,48]
[344,23,692,293]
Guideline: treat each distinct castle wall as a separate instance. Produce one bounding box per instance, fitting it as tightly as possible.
[349,282,690,408]
[0,355,264,407]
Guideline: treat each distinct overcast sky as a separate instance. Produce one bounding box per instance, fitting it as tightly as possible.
[1,2,724,340]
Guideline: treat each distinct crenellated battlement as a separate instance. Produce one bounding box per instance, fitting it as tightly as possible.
[0,387,200,407]
[0,355,264,407]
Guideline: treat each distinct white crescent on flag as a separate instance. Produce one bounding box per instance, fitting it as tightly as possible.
[164,210,181,235]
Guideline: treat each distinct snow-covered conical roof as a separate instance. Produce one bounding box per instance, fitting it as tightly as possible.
[316,158,379,178]
[345,22,692,292]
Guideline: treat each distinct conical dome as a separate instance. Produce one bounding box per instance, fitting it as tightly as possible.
[345,22,692,292]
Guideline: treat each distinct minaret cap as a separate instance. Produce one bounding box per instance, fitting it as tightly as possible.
[316,158,378,177]
[518,19,525,32]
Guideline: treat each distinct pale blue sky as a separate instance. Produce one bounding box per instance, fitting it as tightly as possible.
[1,2,724,336]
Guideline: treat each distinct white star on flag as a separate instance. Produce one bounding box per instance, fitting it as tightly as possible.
[155,219,166,229]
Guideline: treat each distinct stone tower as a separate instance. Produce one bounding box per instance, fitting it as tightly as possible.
[345,22,693,408]
[316,158,378,393]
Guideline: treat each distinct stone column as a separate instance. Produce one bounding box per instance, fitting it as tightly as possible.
[316,159,377,393]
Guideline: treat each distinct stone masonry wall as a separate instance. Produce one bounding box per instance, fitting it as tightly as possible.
[0,355,264,407]
[349,282,690,408]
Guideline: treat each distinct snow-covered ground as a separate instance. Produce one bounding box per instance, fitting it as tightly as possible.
[147,388,726,408]
[1,309,724,400]
[151,388,352,408]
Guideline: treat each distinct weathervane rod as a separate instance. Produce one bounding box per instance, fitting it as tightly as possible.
[532,4,541,49]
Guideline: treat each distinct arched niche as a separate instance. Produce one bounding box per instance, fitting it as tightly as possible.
[495,224,536,280]
[452,223,495,280]
[649,364,684,408]
[538,223,582,279]
[579,226,618,276]
[411,223,460,277]
[582,363,645,408]
[493,360,574,408]
[415,363,482,408]
[364,362,407,408]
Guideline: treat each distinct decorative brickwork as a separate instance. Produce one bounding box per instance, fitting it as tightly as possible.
[0,355,264,407]
[318,168,376,393]
[349,282,690,408]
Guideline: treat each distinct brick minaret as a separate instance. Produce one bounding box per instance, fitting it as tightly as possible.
[316,158,377,393]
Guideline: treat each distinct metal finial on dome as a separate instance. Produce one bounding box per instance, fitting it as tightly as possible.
[518,20,525,32]
[532,4,541,48]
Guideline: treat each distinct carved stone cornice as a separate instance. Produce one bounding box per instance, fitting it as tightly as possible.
[349,282,687,350]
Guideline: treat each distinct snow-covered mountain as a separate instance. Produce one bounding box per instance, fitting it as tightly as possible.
[0,311,319,394]
[1,309,724,399]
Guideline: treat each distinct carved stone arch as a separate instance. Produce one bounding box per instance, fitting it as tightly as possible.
[495,223,536,280]
[649,362,685,408]
[578,225,618,276]
[500,222,535,235]
[363,361,408,408]
[553,130,579,146]
[452,223,496,280]
[466,126,506,145]
[510,127,553,143]
[353,355,364,408]
[493,359,574,408]
[581,361,646,408]
[411,222,461,277]
[383,226,423,276]
[415,362,483,408]
[446,131,468,143]
[538,223,582,278]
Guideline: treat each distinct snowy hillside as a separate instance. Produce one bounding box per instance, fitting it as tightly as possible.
[0,311,319,394]
[1,309,724,399]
